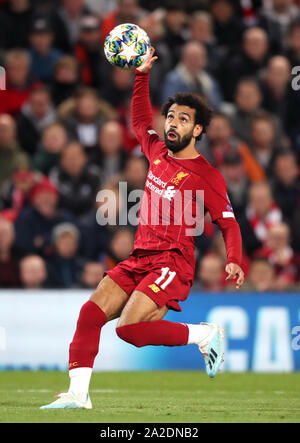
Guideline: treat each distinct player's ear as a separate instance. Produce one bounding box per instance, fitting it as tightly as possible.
[193,124,203,139]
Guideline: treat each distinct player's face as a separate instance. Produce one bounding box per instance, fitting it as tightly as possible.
[164,104,201,153]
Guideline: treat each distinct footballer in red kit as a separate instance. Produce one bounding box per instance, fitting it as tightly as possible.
[41,48,245,410]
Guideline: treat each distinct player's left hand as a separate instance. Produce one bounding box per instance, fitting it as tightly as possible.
[225,263,245,289]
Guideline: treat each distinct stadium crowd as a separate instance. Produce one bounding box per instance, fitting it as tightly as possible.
[0,0,300,292]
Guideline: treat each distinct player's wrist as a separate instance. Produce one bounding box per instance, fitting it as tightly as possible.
[226,260,241,267]
[135,68,150,75]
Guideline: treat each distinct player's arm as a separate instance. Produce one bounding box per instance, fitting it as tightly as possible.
[131,48,158,146]
[203,169,245,289]
[215,217,245,289]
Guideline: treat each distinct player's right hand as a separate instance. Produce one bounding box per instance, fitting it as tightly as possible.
[136,47,158,74]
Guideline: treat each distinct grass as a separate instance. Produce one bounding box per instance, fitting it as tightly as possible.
[0,371,300,423]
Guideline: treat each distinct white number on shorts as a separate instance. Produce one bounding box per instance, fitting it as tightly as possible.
[155,267,176,290]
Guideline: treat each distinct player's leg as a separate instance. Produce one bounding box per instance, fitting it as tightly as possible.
[40,275,130,409]
[67,276,130,392]
[116,290,190,346]
[116,271,224,377]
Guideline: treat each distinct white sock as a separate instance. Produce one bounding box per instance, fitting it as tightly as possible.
[69,367,92,401]
[186,323,210,345]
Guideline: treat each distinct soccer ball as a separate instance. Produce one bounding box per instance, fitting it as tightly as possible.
[104,23,151,70]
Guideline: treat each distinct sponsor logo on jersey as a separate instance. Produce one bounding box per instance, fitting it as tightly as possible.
[163,186,177,201]
[171,171,189,185]
[148,284,160,293]
[148,170,167,188]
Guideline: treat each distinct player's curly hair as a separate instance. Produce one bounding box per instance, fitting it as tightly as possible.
[161,92,213,141]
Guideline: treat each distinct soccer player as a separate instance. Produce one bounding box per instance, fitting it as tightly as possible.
[41,49,244,409]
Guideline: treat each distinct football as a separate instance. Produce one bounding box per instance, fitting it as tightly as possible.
[104,23,151,70]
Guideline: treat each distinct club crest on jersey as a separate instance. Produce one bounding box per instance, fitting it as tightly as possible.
[153,159,161,165]
[171,171,189,185]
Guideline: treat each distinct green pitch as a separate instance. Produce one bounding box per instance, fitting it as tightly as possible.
[1,371,300,423]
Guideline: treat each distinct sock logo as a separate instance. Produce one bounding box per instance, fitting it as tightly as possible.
[69,362,78,369]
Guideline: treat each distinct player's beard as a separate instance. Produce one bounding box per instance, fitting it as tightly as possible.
[164,128,194,153]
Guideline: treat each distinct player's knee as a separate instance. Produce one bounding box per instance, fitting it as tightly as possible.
[116,324,144,348]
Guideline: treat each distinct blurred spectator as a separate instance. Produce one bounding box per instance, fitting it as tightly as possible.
[138,10,172,106]
[75,14,109,89]
[123,156,148,192]
[0,49,40,116]
[91,120,128,185]
[123,156,148,215]
[14,177,74,257]
[189,11,221,75]
[33,123,68,175]
[50,56,80,107]
[240,181,283,255]
[46,222,83,288]
[80,183,125,260]
[159,1,187,68]
[0,218,20,288]
[220,27,269,101]
[50,142,100,218]
[201,112,265,182]
[17,86,56,156]
[228,77,284,147]
[258,0,299,53]
[104,226,135,269]
[285,18,300,66]
[101,67,134,109]
[79,261,105,289]
[240,256,275,292]
[0,114,29,193]
[1,170,36,219]
[210,0,244,54]
[249,111,285,177]
[271,151,300,223]
[85,0,117,14]
[194,253,225,292]
[100,68,138,152]
[256,222,300,290]
[0,0,34,49]
[101,0,143,42]
[221,151,251,218]
[260,56,293,127]
[58,86,116,153]
[51,0,91,53]
[161,41,223,109]
[19,254,48,289]
[28,17,62,84]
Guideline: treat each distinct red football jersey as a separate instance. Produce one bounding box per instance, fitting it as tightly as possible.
[131,71,241,272]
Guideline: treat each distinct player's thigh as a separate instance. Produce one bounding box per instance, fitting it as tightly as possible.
[90,275,130,321]
[117,290,169,327]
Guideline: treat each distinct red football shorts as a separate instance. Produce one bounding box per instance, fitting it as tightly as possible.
[105,250,194,312]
